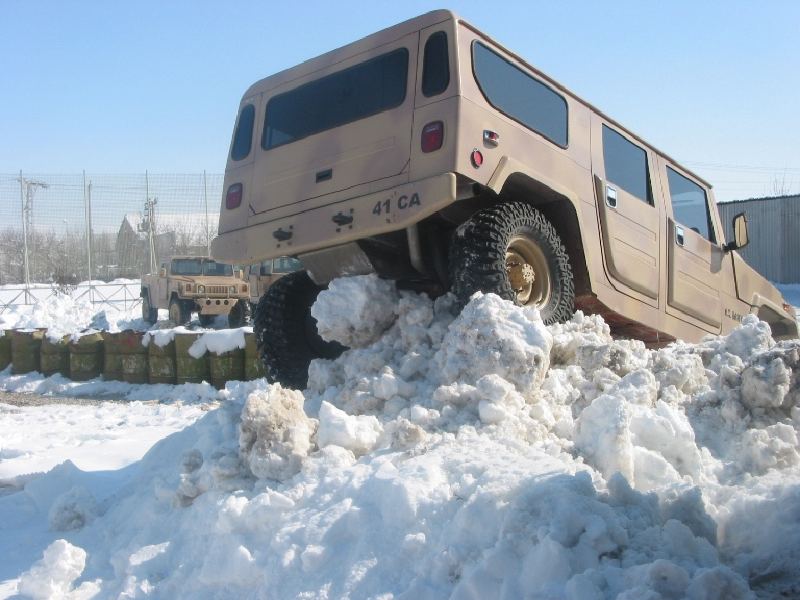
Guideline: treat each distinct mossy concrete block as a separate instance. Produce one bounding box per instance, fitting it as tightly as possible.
[11,330,44,374]
[148,339,176,384]
[41,335,70,377]
[69,332,104,381]
[244,331,265,380]
[118,331,148,384]
[0,332,11,370]
[175,333,209,385]
[101,332,123,381]
[210,348,245,389]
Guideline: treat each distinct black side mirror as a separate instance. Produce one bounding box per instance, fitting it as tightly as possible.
[724,212,749,252]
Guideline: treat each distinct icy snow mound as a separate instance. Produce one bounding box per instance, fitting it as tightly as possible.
[7,274,800,598]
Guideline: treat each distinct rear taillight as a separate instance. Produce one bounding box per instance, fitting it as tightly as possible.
[421,121,444,153]
[226,183,243,209]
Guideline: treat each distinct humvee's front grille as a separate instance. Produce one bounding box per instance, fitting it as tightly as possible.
[205,285,230,295]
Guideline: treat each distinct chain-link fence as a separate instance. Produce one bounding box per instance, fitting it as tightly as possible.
[0,172,223,286]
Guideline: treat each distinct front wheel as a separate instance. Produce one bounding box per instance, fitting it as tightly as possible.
[141,292,157,323]
[168,298,189,325]
[227,300,250,328]
[253,271,345,390]
[449,202,575,324]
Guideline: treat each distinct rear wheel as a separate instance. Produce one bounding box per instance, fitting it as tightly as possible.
[141,291,157,323]
[254,271,345,390]
[449,202,575,324]
[168,298,189,325]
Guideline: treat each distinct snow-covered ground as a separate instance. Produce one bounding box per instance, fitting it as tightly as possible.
[1,275,799,598]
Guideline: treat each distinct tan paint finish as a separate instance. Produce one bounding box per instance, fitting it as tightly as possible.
[212,10,797,342]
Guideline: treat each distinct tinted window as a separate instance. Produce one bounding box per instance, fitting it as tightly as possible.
[202,261,233,276]
[667,167,716,243]
[602,125,652,204]
[231,104,255,161]
[472,42,567,146]
[263,48,408,150]
[273,257,302,273]
[172,259,202,276]
[422,31,449,97]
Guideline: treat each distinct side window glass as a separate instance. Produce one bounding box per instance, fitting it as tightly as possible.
[231,104,255,161]
[667,167,716,243]
[472,42,568,147]
[260,260,273,276]
[422,31,449,97]
[602,125,652,204]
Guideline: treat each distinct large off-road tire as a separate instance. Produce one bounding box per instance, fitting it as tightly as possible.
[141,291,157,323]
[254,271,345,390]
[449,202,575,324]
[168,298,189,325]
[227,300,250,328]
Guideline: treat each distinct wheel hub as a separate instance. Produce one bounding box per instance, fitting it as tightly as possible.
[505,237,551,307]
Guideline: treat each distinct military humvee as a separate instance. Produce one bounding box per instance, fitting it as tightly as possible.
[212,10,797,389]
[141,256,250,328]
[245,256,302,309]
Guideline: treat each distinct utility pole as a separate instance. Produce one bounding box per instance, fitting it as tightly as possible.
[17,173,49,287]
[84,172,94,282]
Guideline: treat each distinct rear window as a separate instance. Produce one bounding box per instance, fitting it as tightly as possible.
[422,31,449,97]
[472,42,568,147]
[231,104,255,161]
[262,48,409,150]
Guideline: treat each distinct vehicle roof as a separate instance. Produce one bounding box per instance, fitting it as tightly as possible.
[242,9,711,189]
[170,256,216,261]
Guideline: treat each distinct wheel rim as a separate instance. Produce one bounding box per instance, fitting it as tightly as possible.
[505,236,551,307]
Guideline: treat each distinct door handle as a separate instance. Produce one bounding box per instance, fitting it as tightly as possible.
[675,225,685,247]
[606,185,618,209]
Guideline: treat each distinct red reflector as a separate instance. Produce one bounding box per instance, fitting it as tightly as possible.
[421,121,444,153]
[471,149,484,168]
[226,183,243,209]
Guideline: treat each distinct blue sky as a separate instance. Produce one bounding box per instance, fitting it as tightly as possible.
[1,0,798,202]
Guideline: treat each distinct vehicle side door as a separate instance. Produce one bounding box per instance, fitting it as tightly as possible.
[157,262,170,306]
[657,160,722,332]
[591,117,661,304]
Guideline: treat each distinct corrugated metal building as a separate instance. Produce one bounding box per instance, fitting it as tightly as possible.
[717,194,800,283]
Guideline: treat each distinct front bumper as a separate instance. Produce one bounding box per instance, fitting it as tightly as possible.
[212,172,457,263]
[191,297,243,315]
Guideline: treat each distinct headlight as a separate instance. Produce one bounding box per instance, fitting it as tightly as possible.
[229,286,236,294]
[197,285,205,294]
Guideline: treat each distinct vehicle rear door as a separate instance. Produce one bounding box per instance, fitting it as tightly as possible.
[249,33,419,224]
[591,117,661,304]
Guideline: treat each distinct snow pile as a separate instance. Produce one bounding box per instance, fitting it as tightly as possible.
[1,274,799,598]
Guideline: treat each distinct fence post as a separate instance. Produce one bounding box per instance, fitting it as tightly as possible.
[204,170,210,255]
[84,171,94,283]
[18,170,31,301]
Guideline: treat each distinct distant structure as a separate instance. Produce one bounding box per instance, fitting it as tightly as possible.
[116,212,218,277]
[718,194,800,284]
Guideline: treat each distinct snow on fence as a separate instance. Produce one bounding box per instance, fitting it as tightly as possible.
[0,281,143,314]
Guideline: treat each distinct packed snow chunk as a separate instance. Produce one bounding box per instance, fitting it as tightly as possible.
[717,314,775,361]
[685,566,752,600]
[311,274,399,347]
[239,384,315,481]
[650,345,710,397]
[736,423,800,473]
[435,292,552,395]
[317,401,383,455]
[549,311,612,366]
[17,539,87,599]
[740,348,794,410]
[189,327,247,358]
[48,485,98,531]
[574,391,635,482]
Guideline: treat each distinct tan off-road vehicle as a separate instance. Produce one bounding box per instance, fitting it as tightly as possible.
[212,10,798,388]
[141,256,250,328]
[245,256,302,309]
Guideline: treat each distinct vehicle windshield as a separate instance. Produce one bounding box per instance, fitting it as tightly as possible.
[172,259,233,276]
